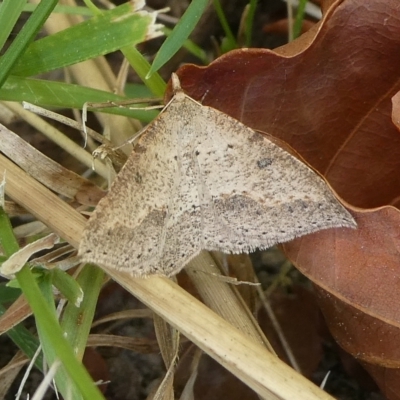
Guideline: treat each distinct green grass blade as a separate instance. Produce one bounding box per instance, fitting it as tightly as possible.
[17,266,105,400]
[60,264,104,360]
[11,2,163,77]
[0,0,27,50]
[122,45,166,97]
[0,207,102,398]
[73,0,166,95]
[0,76,159,123]
[163,26,209,64]
[0,283,20,303]
[293,0,308,39]
[0,207,19,256]
[81,0,101,16]
[245,0,258,47]
[36,272,84,399]
[0,209,43,368]
[213,0,237,51]
[51,268,84,306]
[147,0,209,78]
[0,0,58,88]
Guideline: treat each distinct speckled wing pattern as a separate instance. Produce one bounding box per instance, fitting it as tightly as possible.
[79,77,356,277]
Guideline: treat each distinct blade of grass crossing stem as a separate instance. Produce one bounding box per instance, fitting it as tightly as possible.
[60,264,104,361]
[0,0,58,88]
[0,208,43,369]
[293,0,308,39]
[17,266,105,400]
[0,0,27,50]
[0,209,102,398]
[0,206,101,397]
[35,271,86,399]
[146,0,209,78]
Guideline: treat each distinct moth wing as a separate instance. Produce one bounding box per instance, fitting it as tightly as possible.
[79,94,356,277]
[79,104,200,276]
[191,105,356,253]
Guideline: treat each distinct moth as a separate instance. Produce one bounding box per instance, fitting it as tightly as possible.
[79,74,356,276]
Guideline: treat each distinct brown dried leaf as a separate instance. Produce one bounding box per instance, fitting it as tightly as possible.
[0,295,31,335]
[0,352,29,398]
[87,333,159,353]
[172,0,400,394]
[284,208,400,333]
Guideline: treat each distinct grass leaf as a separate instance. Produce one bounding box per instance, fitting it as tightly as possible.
[0,0,58,87]
[0,76,159,122]
[11,2,163,77]
[147,0,209,78]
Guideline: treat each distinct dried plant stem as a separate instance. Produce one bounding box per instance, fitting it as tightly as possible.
[185,252,274,352]
[2,101,110,179]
